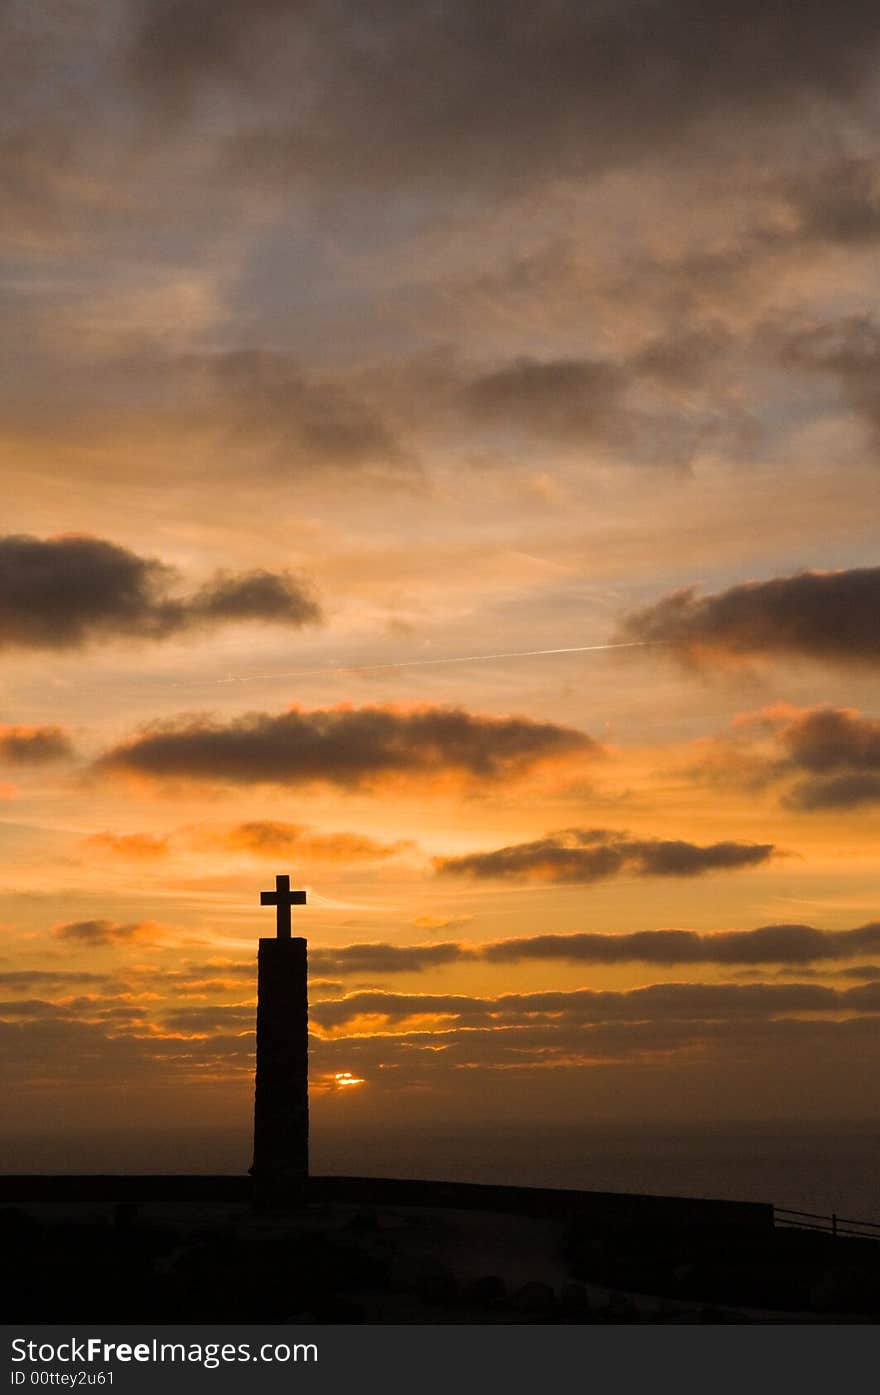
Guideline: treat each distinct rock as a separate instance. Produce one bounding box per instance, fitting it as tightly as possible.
[0,1207,41,1242]
[344,1208,378,1231]
[465,1274,507,1306]
[560,1280,590,1315]
[513,1280,556,1314]
[417,1269,459,1304]
[599,1292,640,1323]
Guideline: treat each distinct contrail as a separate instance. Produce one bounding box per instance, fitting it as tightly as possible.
[296,639,654,675]
[172,639,654,688]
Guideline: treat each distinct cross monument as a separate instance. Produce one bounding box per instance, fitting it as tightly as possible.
[251,874,309,1207]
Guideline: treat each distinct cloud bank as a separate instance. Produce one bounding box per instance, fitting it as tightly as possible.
[308,922,880,975]
[96,704,594,788]
[0,534,321,651]
[0,724,74,763]
[435,827,776,883]
[620,567,880,667]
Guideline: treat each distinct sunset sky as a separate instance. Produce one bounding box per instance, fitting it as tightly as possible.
[3,0,880,1170]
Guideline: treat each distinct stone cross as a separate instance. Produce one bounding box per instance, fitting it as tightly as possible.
[260,873,306,940]
[252,874,309,1208]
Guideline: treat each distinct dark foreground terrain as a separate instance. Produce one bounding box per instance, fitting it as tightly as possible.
[2,1178,879,1323]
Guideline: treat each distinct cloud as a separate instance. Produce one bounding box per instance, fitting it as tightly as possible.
[202,819,413,861]
[162,1004,255,1035]
[482,922,880,966]
[95,703,594,789]
[51,919,167,947]
[773,706,880,809]
[775,704,880,772]
[0,724,74,763]
[698,705,880,810]
[0,971,109,991]
[182,350,413,477]
[0,999,69,1020]
[310,978,879,1033]
[619,567,880,666]
[791,772,880,811]
[435,827,776,883]
[412,914,473,935]
[130,0,880,196]
[187,566,321,627]
[305,922,880,976]
[80,832,170,859]
[453,343,742,464]
[460,357,626,447]
[784,159,880,245]
[839,964,880,980]
[0,534,321,651]
[781,316,880,435]
[310,942,469,977]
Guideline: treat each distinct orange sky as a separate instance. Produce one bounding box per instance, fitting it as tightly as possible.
[3,0,880,1167]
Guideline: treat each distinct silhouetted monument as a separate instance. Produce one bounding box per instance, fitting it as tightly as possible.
[251,874,308,1207]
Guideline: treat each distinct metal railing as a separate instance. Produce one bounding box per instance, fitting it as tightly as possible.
[775,1206,880,1242]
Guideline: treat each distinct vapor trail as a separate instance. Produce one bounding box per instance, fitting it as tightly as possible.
[174,639,654,688]
[297,639,653,675]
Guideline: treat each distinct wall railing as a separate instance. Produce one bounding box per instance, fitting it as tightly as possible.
[774,1206,880,1241]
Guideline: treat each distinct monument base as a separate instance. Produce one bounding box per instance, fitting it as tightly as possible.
[251,935,309,1210]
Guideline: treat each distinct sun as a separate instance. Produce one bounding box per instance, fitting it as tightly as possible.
[333,1070,365,1089]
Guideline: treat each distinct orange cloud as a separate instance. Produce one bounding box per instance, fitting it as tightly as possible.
[51,919,170,947]
[0,723,74,763]
[94,702,596,791]
[689,704,880,810]
[194,819,413,862]
[80,832,170,859]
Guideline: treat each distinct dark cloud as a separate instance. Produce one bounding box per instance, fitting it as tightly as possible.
[790,772,880,811]
[454,344,740,464]
[629,325,735,387]
[310,942,469,977]
[0,971,109,991]
[308,922,880,976]
[162,1005,254,1034]
[188,567,320,627]
[460,357,625,447]
[311,978,875,1032]
[95,703,593,788]
[6,966,880,1113]
[775,706,880,773]
[708,705,880,810]
[482,922,880,966]
[0,999,68,1020]
[181,351,413,478]
[779,707,880,809]
[0,1014,256,1090]
[619,567,880,666]
[781,316,880,434]
[0,724,74,763]
[785,159,880,245]
[51,919,165,947]
[130,0,880,194]
[0,534,321,651]
[435,827,775,883]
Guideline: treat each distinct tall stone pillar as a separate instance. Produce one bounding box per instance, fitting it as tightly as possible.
[251,935,309,1207]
